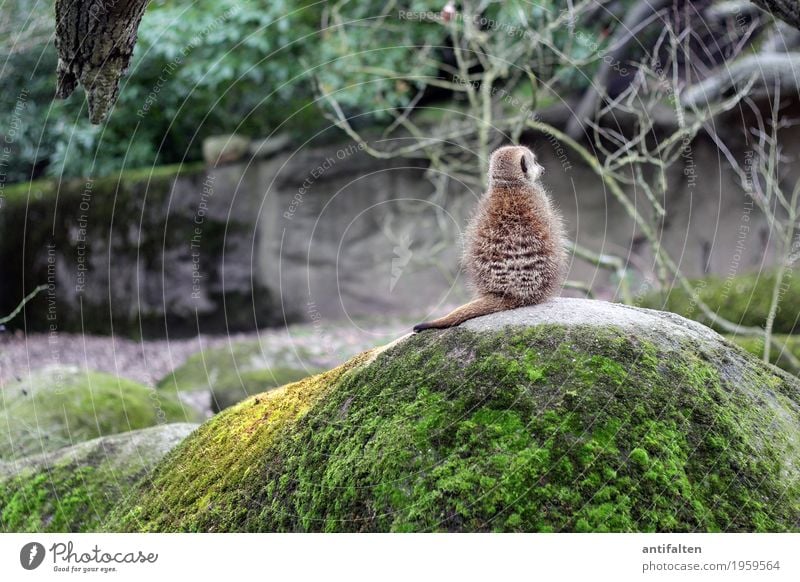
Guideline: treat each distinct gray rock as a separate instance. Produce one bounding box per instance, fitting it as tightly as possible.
[460,298,800,388]
[462,297,725,345]
[248,133,291,159]
[156,339,317,414]
[0,367,201,460]
[0,423,197,532]
[202,134,251,166]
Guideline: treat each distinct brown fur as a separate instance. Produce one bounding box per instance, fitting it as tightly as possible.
[413,145,567,332]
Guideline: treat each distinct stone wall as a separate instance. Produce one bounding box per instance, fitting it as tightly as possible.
[0,165,277,337]
[0,128,789,337]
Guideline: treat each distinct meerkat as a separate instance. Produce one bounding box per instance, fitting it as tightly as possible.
[413,145,567,332]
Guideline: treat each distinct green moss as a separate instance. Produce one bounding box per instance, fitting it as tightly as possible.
[640,269,800,334]
[727,334,800,375]
[0,163,204,206]
[157,341,317,412]
[629,447,649,467]
[107,325,800,532]
[0,368,201,460]
[108,351,375,532]
[0,424,196,532]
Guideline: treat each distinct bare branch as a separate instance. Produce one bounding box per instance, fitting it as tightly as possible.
[0,284,48,327]
[681,53,800,108]
[566,0,674,138]
[750,0,800,30]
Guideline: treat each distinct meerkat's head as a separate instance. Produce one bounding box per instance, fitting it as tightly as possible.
[488,145,543,186]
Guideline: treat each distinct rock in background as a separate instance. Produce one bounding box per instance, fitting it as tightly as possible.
[0,423,197,532]
[0,367,200,460]
[156,340,318,415]
[0,163,278,338]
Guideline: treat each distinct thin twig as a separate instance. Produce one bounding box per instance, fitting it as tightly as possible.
[0,284,48,327]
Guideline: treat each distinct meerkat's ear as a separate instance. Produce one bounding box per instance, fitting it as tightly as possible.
[520,155,528,174]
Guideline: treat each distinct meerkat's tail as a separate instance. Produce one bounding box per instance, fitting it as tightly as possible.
[413,295,509,332]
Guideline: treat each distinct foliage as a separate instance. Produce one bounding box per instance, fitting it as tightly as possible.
[0,0,324,180]
[0,0,647,182]
[313,1,446,116]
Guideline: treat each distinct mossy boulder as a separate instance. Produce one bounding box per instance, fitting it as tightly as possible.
[0,424,197,532]
[0,368,201,459]
[158,341,316,413]
[107,299,800,532]
[727,334,800,375]
[641,269,800,334]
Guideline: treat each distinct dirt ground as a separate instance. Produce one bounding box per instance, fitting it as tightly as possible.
[0,316,413,388]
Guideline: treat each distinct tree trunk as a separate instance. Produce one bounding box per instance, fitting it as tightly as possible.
[751,0,800,30]
[681,53,800,106]
[55,0,150,124]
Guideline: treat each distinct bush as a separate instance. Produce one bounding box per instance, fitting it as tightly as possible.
[640,269,800,334]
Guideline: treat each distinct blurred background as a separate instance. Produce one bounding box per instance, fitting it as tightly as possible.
[1,0,800,420]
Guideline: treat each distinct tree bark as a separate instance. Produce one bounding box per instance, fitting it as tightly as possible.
[55,0,150,124]
[681,52,800,106]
